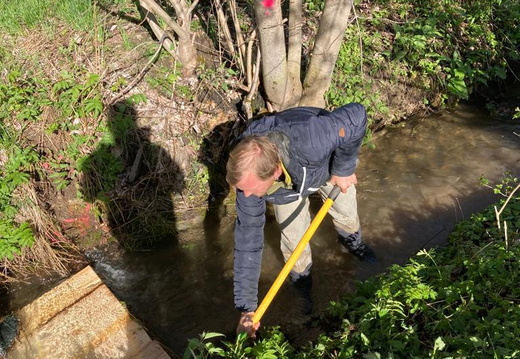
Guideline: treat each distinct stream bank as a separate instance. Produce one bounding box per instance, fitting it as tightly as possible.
[4,102,518,356]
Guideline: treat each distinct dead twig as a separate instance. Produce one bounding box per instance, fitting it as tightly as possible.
[109,33,171,105]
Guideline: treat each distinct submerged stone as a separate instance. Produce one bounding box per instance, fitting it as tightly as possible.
[0,315,19,355]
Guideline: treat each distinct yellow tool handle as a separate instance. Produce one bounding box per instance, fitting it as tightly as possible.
[252,185,341,324]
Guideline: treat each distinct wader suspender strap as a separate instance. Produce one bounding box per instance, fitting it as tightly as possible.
[278,198,307,230]
[267,131,307,230]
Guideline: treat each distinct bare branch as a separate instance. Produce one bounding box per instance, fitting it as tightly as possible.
[140,0,188,40]
[230,0,247,68]
[109,34,171,105]
[243,48,262,118]
[496,183,520,218]
[188,0,200,16]
[214,0,238,60]
[139,5,177,58]
[246,29,257,89]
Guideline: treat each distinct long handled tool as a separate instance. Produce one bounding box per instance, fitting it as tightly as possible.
[252,185,342,324]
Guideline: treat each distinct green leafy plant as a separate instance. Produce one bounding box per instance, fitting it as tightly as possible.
[0,140,39,260]
[0,221,35,260]
[327,24,391,135]
[0,62,106,262]
[48,162,75,191]
[51,72,103,126]
[0,69,51,122]
[0,144,39,216]
[480,171,519,197]
[330,0,520,120]
[146,63,182,98]
[184,332,226,359]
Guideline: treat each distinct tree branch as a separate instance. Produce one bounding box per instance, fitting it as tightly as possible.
[301,0,354,107]
[287,0,303,73]
[214,0,239,63]
[230,0,247,69]
[140,0,188,40]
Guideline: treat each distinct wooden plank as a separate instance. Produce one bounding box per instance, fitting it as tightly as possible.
[16,265,102,335]
[93,318,172,359]
[9,266,172,359]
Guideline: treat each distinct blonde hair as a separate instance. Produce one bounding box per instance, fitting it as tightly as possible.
[226,136,281,185]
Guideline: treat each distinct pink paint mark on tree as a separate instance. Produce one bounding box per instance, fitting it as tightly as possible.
[261,0,275,15]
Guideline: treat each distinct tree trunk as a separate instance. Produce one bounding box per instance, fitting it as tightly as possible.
[300,0,354,107]
[146,0,355,112]
[254,0,300,111]
[139,0,198,78]
[287,0,303,105]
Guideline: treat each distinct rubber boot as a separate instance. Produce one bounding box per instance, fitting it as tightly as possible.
[292,273,313,315]
[339,230,377,264]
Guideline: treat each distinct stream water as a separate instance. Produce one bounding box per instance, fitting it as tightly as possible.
[2,103,519,357]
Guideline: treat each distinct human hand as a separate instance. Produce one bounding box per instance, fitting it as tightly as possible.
[236,312,260,338]
[330,173,357,193]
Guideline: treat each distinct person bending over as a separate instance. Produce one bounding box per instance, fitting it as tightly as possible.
[226,103,376,338]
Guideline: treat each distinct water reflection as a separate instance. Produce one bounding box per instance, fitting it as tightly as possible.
[358,106,519,269]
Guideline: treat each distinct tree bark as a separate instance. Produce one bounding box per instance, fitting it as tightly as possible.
[287,0,303,105]
[300,0,354,107]
[254,0,299,111]
[139,0,198,77]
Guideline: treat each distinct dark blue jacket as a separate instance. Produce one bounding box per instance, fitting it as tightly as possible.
[233,103,367,312]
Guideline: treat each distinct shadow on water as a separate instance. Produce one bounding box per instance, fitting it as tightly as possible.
[83,119,245,355]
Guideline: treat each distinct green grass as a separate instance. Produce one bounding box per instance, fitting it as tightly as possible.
[0,0,105,33]
[0,0,50,33]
